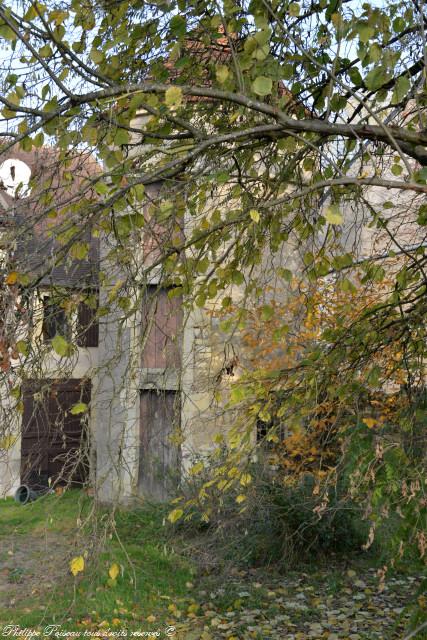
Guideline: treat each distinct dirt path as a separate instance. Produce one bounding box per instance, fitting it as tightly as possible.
[0,532,70,607]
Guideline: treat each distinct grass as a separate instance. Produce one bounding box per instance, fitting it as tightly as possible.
[0,490,194,630]
[0,490,424,638]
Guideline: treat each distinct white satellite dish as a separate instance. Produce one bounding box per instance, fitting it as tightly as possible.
[0,158,32,198]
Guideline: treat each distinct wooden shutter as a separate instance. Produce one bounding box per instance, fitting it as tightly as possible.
[141,286,182,368]
[77,298,99,347]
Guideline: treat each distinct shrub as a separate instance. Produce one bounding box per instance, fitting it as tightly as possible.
[178,460,368,569]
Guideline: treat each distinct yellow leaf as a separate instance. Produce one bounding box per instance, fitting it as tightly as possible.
[70,555,85,576]
[189,461,204,475]
[188,603,199,614]
[109,562,120,580]
[325,204,343,225]
[6,271,18,285]
[167,508,184,524]
[217,479,229,491]
[70,402,88,415]
[0,435,16,450]
[362,417,377,429]
[240,473,252,486]
[165,86,183,108]
[249,209,260,223]
[227,466,239,478]
[146,615,156,623]
[236,494,246,503]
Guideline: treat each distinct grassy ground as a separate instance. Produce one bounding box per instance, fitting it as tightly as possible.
[0,490,193,631]
[0,490,424,639]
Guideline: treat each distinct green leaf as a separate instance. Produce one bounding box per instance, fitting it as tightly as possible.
[393,17,405,32]
[260,305,274,321]
[51,334,72,357]
[165,86,183,108]
[33,132,44,148]
[252,76,273,96]
[16,340,29,356]
[90,48,104,64]
[114,128,129,146]
[356,23,375,43]
[254,28,271,46]
[249,209,260,223]
[391,76,410,105]
[170,14,186,37]
[95,182,109,195]
[278,268,292,282]
[70,402,88,415]
[132,184,145,202]
[24,5,38,21]
[216,65,229,84]
[288,2,300,16]
[160,200,174,218]
[364,67,392,91]
[340,278,357,293]
[70,242,89,260]
[348,67,363,87]
[0,24,17,41]
[417,204,427,226]
[230,386,246,404]
[415,167,427,182]
[325,204,343,225]
[232,270,244,285]
[39,44,53,58]
[207,280,217,298]
[368,43,382,63]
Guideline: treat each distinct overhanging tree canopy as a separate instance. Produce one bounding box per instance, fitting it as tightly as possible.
[0,0,426,564]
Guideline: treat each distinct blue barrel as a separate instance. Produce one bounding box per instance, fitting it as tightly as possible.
[14,484,50,504]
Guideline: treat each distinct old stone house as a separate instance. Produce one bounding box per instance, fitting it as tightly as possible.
[0,143,255,503]
[0,103,422,504]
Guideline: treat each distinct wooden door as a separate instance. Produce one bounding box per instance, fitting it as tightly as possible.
[139,390,180,501]
[21,379,90,489]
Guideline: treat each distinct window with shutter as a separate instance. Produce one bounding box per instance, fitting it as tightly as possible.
[141,285,182,369]
[76,293,99,348]
[42,295,70,341]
